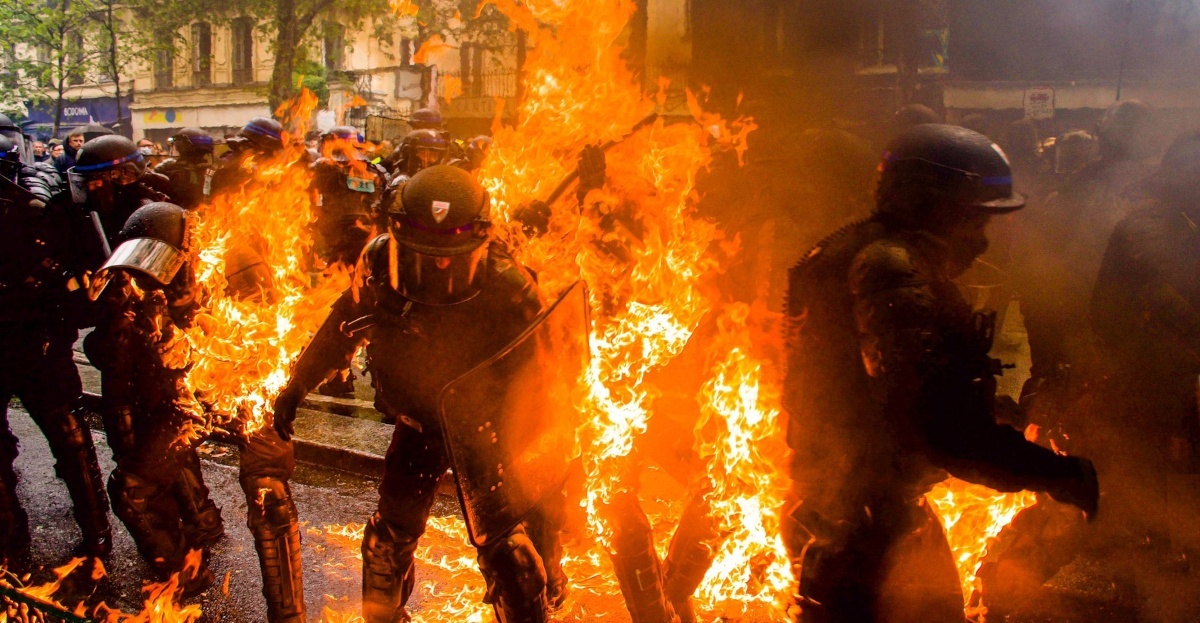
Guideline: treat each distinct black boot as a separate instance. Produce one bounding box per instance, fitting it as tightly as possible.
[361,512,418,623]
[0,427,30,565]
[663,494,722,623]
[46,408,112,558]
[478,526,548,623]
[245,477,305,623]
[109,468,212,595]
[611,500,680,623]
[175,452,224,548]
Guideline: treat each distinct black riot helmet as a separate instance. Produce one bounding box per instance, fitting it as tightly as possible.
[410,108,443,130]
[0,114,29,165]
[238,117,284,153]
[169,127,215,159]
[386,164,491,305]
[889,104,942,140]
[1098,99,1155,161]
[402,129,448,176]
[74,135,146,186]
[0,135,20,181]
[0,113,21,143]
[321,125,364,162]
[876,124,1025,228]
[99,201,190,286]
[323,125,361,144]
[465,135,493,170]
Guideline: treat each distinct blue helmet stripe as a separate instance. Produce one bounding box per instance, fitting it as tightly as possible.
[242,123,282,140]
[73,150,144,172]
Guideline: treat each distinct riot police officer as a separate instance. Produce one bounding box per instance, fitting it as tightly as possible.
[310,125,387,267]
[94,202,215,594]
[1092,130,1200,570]
[272,165,553,623]
[208,117,286,199]
[782,124,1100,623]
[0,135,112,564]
[155,128,215,209]
[389,128,451,181]
[0,113,30,164]
[0,135,62,203]
[73,136,224,563]
[1014,100,1156,399]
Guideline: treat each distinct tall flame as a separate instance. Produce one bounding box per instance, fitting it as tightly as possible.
[184,89,351,436]
[692,304,793,616]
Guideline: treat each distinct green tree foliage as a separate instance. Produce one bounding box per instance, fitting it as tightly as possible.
[124,0,395,113]
[0,0,104,133]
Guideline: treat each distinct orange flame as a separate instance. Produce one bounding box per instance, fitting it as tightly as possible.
[927,479,1039,609]
[692,304,792,616]
[184,88,351,436]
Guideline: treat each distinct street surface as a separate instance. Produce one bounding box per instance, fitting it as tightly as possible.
[1,303,1196,622]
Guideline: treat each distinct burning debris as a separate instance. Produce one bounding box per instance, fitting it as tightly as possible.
[0,552,203,622]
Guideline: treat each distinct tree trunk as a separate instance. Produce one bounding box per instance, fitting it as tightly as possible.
[268,0,300,115]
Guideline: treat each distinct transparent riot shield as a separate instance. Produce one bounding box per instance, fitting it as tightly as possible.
[439,281,590,547]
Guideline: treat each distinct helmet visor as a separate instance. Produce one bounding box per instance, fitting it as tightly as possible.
[415,147,445,170]
[99,237,186,286]
[394,240,488,305]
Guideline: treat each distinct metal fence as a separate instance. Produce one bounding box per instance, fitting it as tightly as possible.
[436,69,518,99]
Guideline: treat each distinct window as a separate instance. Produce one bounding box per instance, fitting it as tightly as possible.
[67,32,85,86]
[399,37,412,66]
[154,29,174,89]
[36,44,52,88]
[460,43,484,97]
[191,22,212,87]
[858,7,899,71]
[232,17,255,85]
[324,25,345,71]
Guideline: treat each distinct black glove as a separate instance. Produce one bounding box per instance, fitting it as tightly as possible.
[513,200,552,237]
[1046,456,1099,521]
[576,144,606,202]
[273,384,306,442]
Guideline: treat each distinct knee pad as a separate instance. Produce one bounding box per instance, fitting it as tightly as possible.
[362,512,420,579]
[241,476,295,538]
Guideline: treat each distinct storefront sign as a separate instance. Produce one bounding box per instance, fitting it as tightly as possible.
[1024,87,1055,120]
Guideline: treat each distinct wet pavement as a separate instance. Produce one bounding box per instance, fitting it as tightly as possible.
[0,303,1195,621]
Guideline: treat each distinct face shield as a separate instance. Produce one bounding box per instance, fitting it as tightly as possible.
[99,237,186,286]
[410,147,446,174]
[386,234,489,305]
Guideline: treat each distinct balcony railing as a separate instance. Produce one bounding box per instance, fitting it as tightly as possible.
[436,69,517,99]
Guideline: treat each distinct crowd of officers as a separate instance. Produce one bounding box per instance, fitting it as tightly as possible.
[0,95,1196,623]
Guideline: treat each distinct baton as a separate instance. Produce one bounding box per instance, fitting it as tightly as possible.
[542,112,660,207]
[89,211,112,258]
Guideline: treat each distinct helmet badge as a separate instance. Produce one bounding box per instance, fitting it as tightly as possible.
[432,200,451,223]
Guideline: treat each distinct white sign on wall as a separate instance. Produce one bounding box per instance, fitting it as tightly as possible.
[1024,87,1056,120]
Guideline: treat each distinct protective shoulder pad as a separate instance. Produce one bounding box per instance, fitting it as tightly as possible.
[849,237,930,298]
